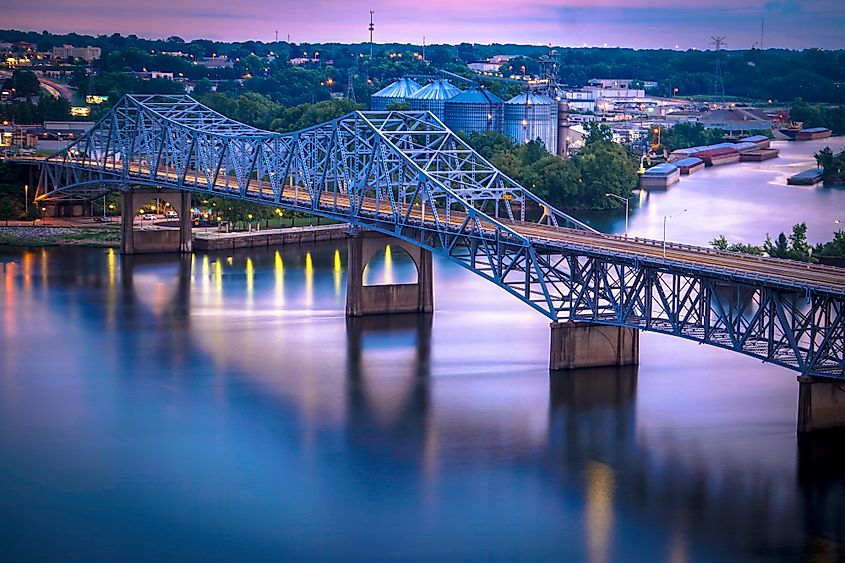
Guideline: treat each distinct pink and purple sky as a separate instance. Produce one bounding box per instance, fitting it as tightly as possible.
[6,0,845,49]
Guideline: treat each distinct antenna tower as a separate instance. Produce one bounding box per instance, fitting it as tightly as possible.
[368,11,375,58]
[710,36,726,103]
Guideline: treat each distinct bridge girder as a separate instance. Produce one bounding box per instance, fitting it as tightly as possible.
[34,94,845,379]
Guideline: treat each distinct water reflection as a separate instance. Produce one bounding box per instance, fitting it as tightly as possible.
[0,244,844,560]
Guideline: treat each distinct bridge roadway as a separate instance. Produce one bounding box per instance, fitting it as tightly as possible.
[33,156,845,298]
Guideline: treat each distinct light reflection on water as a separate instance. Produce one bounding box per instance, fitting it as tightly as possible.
[1,142,845,560]
[0,244,843,561]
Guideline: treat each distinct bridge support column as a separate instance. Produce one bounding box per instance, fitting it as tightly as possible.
[120,188,192,255]
[550,322,639,370]
[797,376,845,433]
[346,231,433,317]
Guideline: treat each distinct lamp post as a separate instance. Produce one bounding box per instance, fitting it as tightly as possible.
[663,209,687,258]
[605,193,629,237]
[24,183,28,216]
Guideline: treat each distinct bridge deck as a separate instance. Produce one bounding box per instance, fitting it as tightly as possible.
[28,157,844,297]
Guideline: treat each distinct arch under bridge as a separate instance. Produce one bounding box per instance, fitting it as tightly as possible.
[31,94,844,393]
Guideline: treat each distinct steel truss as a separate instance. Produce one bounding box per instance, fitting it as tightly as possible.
[36,94,845,378]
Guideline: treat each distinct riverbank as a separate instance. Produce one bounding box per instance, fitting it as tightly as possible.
[0,225,121,247]
[0,222,350,250]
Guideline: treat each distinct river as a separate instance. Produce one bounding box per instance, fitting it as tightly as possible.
[1,138,844,561]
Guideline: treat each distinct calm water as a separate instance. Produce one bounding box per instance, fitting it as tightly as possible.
[1,139,845,562]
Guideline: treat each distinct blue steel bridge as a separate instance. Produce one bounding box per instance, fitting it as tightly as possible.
[32,94,845,379]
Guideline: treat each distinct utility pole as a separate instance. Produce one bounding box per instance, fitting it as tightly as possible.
[422,35,426,62]
[368,11,375,59]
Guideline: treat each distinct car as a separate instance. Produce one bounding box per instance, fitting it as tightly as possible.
[165,211,178,219]
[142,214,156,221]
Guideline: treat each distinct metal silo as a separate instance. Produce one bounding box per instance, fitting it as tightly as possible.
[504,91,558,152]
[444,86,504,135]
[407,79,462,121]
[370,78,422,111]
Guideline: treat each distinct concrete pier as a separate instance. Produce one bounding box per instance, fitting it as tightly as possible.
[797,376,845,433]
[121,188,191,254]
[550,322,639,370]
[346,231,433,317]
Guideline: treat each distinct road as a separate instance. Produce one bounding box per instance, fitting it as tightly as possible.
[29,157,845,296]
[37,76,73,101]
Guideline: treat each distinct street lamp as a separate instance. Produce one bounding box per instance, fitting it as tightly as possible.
[24,183,28,216]
[663,209,687,258]
[605,193,629,237]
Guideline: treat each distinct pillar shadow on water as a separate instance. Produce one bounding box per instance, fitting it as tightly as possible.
[548,366,639,465]
[797,429,845,558]
[345,314,433,460]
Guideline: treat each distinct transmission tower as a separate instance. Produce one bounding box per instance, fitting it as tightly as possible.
[710,36,726,103]
[346,68,357,102]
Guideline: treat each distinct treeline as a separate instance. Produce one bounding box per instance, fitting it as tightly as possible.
[790,99,845,134]
[3,30,844,103]
[711,223,845,262]
[464,125,638,210]
[0,93,71,123]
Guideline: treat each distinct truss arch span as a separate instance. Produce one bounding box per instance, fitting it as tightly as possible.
[32,94,845,379]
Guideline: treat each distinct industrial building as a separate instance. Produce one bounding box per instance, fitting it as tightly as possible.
[407,79,461,121]
[504,91,558,153]
[370,78,422,111]
[443,86,504,135]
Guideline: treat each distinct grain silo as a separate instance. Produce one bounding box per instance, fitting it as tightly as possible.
[407,79,462,121]
[370,78,422,111]
[443,86,504,135]
[504,91,558,153]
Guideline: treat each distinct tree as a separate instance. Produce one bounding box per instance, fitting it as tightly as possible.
[192,78,213,97]
[575,139,638,208]
[763,223,812,262]
[270,98,364,133]
[584,123,613,145]
[4,70,40,97]
[385,100,411,110]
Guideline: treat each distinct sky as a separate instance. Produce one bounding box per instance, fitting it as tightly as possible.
[6,0,845,50]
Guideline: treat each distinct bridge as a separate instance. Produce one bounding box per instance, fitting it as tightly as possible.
[19,93,845,429]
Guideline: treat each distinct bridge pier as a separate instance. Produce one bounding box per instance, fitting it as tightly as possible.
[550,322,639,371]
[121,188,191,255]
[346,231,433,317]
[797,376,845,433]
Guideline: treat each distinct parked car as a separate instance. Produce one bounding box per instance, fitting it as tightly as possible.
[165,210,178,219]
[142,214,156,221]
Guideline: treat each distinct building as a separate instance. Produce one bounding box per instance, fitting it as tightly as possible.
[370,78,422,110]
[468,55,515,73]
[699,108,773,132]
[196,56,234,69]
[563,90,597,112]
[51,45,101,62]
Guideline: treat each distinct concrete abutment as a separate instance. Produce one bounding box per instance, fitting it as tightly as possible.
[550,321,640,371]
[121,188,191,255]
[345,231,433,317]
[797,376,845,433]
